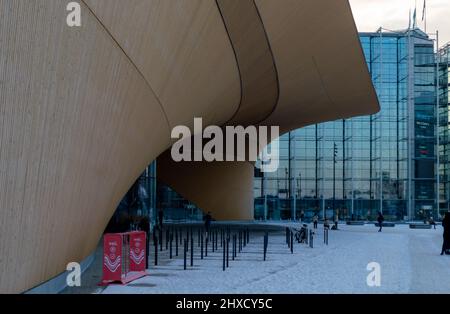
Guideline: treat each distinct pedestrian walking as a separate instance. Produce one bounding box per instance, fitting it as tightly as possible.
[332,214,339,230]
[377,212,384,232]
[313,214,318,229]
[204,211,212,235]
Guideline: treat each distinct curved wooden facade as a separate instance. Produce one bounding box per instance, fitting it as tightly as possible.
[0,0,378,293]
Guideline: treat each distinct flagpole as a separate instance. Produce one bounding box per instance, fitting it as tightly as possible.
[424,0,427,33]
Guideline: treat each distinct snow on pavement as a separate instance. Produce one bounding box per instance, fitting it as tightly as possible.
[102,224,450,294]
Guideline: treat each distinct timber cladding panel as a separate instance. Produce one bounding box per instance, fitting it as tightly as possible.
[0,0,378,293]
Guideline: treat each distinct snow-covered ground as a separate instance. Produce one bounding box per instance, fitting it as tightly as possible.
[102,224,450,294]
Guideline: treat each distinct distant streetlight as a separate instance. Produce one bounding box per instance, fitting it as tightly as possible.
[285,167,289,199]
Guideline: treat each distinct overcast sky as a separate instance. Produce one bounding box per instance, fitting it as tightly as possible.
[349,0,450,47]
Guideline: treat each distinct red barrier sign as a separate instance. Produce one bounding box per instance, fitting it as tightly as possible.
[130,232,146,271]
[100,231,148,286]
[103,234,123,283]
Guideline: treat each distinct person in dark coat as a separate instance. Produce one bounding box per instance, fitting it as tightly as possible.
[377,212,384,232]
[204,211,212,234]
[441,212,450,255]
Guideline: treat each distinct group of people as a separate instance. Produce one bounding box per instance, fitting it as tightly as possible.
[156,208,213,232]
[308,214,338,230]
[150,208,450,256]
[377,211,450,255]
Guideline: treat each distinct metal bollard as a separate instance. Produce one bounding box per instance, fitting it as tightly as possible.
[240,231,243,252]
[205,236,208,257]
[232,235,235,260]
[154,235,158,266]
[263,232,268,261]
[190,235,194,267]
[226,237,229,268]
[201,232,204,259]
[166,228,169,250]
[186,229,189,252]
[286,227,290,246]
[170,233,173,259]
[223,239,226,271]
[145,233,150,269]
[236,235,238,258]
[290,230,293,254]
[247,228,250,244]
[176,230,179,256]
[212,230,215,253]
[238,231,241,253]
[160,228,163,251]
[310,230,314,248]
[215,230,218,250]
[184,239,187,270]
[198,228,201,247]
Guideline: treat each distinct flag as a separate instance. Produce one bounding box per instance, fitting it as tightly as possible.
[408,8,412,29]
[422,0,426,21]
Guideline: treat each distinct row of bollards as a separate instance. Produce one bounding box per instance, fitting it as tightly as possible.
[150,224,323,271]
[150,226,252,270]
[221,230,247,271]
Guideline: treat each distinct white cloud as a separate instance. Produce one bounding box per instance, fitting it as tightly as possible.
[349,0,450,47]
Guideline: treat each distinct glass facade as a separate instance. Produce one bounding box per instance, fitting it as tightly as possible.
[439,44,450,211]
[107,161,205,231]
[112,28,445,226]
[255,29,439,222]
[106,163,158,232]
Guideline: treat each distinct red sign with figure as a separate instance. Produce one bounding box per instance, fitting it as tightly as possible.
[129,231,146,271]
[102,234,123,283]
[100,232,148,286]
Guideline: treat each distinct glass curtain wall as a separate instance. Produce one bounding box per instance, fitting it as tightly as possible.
[255,29,437,222]
[109,30,440,225]
[439,44,450,213]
